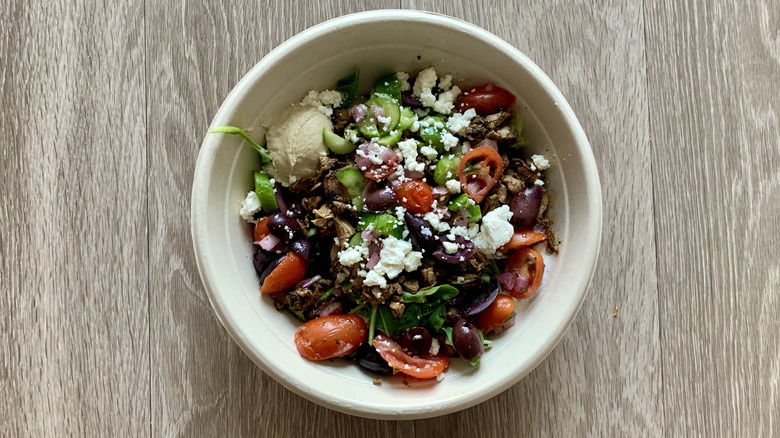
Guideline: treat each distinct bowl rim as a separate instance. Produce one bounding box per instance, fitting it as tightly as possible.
[191,9,602,419]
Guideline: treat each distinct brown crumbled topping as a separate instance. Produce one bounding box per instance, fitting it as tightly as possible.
[389,302,405,318]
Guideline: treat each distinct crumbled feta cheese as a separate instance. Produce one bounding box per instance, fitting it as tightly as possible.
[395,205,407,222]
[473,206,514,256]
[420,90,436,108]
[423,211,451,232]
[468,223,480,238]
[300,89,343,116]
[441,132,459,151]
[239,191,261,222]
[442,241,458,254]
[376,114,391,129]
[397,139,425,173]
[396,72,411,91]
[438,74,453,91]
[413,67,438,98]
[534,179,545,186]
[413,108,430,118]
[363,270,388,288]
[419,145,438,161]
[410,119,421,133]
[436,371,446,382]
[337,247,364,266]
[366,237,424,288]
[445,180,461,194]
[429,338,441,355]
[446,108,477,134]
[433,86,461,115]
[531,154,551,170]
[450,226,470,238]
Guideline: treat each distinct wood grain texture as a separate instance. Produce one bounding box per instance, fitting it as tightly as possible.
[644,0,780,435]
[0,0,149,436]
[144,1,409,437]
[403,1,663,436]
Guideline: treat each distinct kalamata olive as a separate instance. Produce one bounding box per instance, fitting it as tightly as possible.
[252,250,270,274]
[404,212,438,251]
[433,236,476,264]
[362,181,397,212]
[510,185,543,228]
[355,344,393,375]
[401,90,422,107]
[258,255,283,283]
[290,239,312,261]
[267,213,303,241]
[397,326,433,356]
[462,284,500,316]
[452,318,484,360]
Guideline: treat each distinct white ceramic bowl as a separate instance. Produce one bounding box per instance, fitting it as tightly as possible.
[192,10,601,420]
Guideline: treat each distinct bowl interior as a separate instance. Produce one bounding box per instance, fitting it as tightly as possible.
[192,11,601,420]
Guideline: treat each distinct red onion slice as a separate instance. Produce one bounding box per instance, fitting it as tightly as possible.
[258,233,282,251]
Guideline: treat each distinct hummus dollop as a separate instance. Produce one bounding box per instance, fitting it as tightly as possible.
[266,105,331,186]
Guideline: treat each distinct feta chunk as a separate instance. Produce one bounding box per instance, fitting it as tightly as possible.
[419,145,438,161]
[423,211,451,232]
[446,109,477,134]
[531,154,551,170]
[441,132,459,151]
[438,74,453,91]
[433,86,461,115]
[534,179,545,186]
[397,139,425,173]
[442,241,458,254]
[300,89,343,116]
[396,71,411,91]
[413,67,438,98]
[363,270,388,288]
[337,247,364,266]
[473,205,514,256]
[445,180,461,194]
[366,236,424,288]
[239,191,261,222]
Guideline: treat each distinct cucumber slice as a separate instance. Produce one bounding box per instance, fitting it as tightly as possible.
[323,127,357,154]
[448,194,471,212]
[377,129,402,146]
[366,93,401,134]
[397,107,416,131]
[419,115,446,151]
[358,118,380,139]
[467,205,482,223]
[356,213,404,238]
[434,154,461,186]
[348,233,364,247]
[336,168,367,211]
[253,171,278,213]
[344,123,360,143]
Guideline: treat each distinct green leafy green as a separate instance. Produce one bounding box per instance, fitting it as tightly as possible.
[509,114,526,148]
[403,284,459,303]
[367,305,378,342]
[396,304,422,333]
[441,326,454,346]
[209,126,273,164]
[336,66,360,106]
[426,305,446,332]
[375,305,399,336]
[373,73,402,103]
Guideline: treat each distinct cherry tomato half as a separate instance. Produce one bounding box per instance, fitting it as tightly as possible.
[457,146,505,204]
[260,252,306,294]
[295,315,368,361]
[456,83,516,115]
[372,333,449,379]
[395,180,434,214]
[498,229,547,253]
[474,294,515,334]
[253,216,270,242]
[500,247,545,299]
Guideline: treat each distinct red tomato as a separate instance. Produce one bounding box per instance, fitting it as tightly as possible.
[457,146,505,203]
[498,230,547,253]
[295,315,367,361]
[456,83,516,115]
[372,333,449,379]
[260,252,306,294]
[253,216,270,242]
[474,294,515,334]
[395,180,434,214]
[500,247,545,299]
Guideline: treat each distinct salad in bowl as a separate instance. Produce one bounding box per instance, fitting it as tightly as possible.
[212,66,557,381]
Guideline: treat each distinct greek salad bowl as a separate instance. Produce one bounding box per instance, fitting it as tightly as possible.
[191,10,601,420]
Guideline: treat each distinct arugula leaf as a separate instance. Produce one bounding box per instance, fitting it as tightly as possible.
[441,326,454,346]
[367,305,378,342]
[402,284,459,303]
[209,126,273,164]
[469,356,482,366]
[336,66,360,106]
[373,73,402,103]
[426,305,446,332]
[396,304,422,334]
[375,305,399,337]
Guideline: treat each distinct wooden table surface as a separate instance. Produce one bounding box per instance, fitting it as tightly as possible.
[2,1,778,436]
